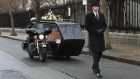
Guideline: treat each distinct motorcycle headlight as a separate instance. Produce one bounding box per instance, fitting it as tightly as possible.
[39,34,44,40]
[56,39,61,44]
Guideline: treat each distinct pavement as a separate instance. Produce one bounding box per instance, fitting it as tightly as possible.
[0,29,140,79]
[0,49,75,79]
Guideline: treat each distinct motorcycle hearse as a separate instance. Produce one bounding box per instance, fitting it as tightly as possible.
[22,21,85,62]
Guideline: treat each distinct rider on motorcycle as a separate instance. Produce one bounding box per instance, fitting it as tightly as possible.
[25,17,51,44]
[25,17,38,44]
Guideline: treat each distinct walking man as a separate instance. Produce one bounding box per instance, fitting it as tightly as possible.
[85,1,107,78]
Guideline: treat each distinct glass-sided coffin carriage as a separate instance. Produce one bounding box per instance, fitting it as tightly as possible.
[43,21,85,57]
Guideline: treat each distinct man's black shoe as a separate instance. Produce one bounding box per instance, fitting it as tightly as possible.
[93,69,96,74]
[96,73,103,78]
[92,67,100,74]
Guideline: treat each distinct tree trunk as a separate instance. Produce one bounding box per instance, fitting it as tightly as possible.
[34,0,40,21]
[100,0,112,49]
[9,9,17,36]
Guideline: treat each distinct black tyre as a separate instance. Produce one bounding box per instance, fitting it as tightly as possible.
[65,56,71,59]
[21,41,28,50]
[28,44,35,59]
[29,52,34,59]
[39,47,47,62]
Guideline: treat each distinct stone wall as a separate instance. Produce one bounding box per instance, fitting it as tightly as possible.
[109,32,140,46]
[83,31,140,47]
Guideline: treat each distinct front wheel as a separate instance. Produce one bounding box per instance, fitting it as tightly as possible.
[28,43,35,59]
[39,47,47,62]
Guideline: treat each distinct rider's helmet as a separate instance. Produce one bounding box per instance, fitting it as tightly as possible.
[30,17,37,24]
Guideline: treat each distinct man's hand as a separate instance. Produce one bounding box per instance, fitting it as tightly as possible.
[98,29,103,33]
[96,29,103,34]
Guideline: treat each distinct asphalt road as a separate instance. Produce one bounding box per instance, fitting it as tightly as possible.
[0,37,140,79]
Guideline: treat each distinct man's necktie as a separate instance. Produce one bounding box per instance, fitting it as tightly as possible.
[95,12,99,20]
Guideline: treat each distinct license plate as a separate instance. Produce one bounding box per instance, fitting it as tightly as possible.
[42,44,46,47]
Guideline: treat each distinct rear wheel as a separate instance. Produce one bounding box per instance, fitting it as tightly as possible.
[29,53,33,59]
[65,56,71,59]
[21,41,27,50]
[39,47,47,62]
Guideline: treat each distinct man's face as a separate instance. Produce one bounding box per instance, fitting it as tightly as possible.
[92,6,100,12]
[32,21,37,24]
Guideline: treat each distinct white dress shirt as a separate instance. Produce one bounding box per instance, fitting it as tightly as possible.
[93,11,99,19]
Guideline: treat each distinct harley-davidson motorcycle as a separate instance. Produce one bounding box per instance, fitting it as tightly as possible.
[22,24,51,62]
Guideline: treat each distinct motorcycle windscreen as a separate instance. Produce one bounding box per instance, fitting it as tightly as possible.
[57,23,84,40]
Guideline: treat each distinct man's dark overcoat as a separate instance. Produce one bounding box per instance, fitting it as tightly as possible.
[85,12,107,52]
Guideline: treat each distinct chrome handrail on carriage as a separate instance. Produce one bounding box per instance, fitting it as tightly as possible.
[40,19,75,23]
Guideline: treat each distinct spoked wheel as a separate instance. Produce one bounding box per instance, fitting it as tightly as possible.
[39,47,47,62]
[28,43,35,59]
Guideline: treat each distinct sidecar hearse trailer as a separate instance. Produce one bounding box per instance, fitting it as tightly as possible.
[39,21,85,58]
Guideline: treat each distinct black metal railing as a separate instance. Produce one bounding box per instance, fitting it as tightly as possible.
[0,11,35,28]
[108,0,140,33]
[0,5,67,28]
